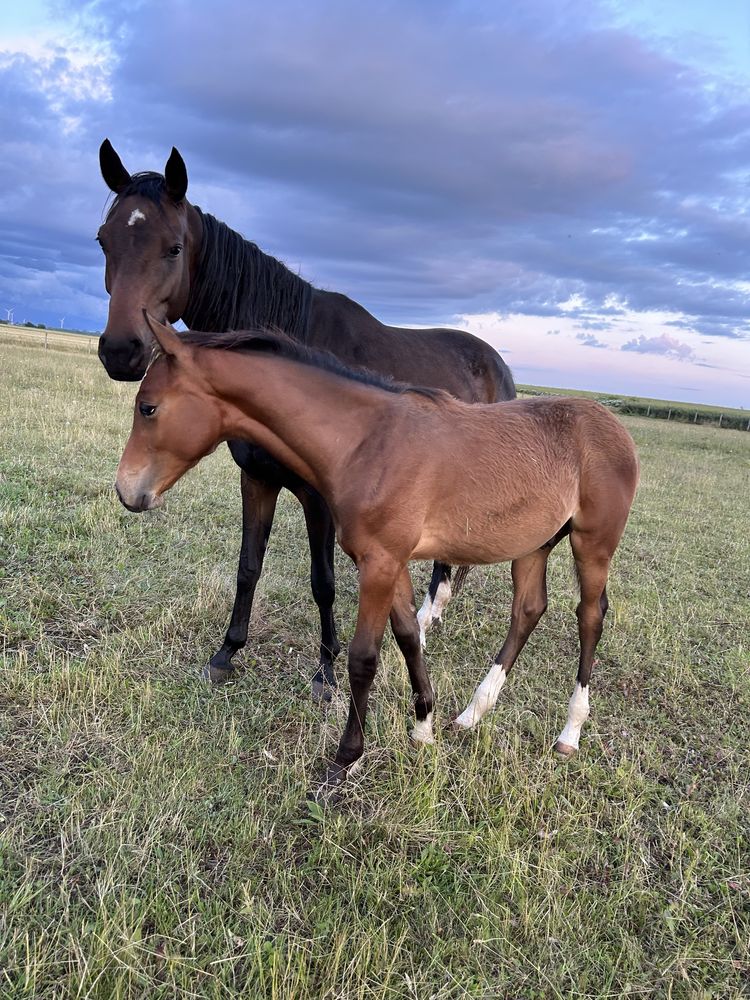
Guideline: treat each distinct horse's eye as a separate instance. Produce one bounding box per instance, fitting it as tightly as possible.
[96,236,105,252]
[167,245,182,258]
[139,402,157,418]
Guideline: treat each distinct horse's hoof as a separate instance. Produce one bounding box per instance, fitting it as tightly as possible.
[311,678,335,704]
[553,740,577,759]
[309,762,349,804]
[201,663,235,685]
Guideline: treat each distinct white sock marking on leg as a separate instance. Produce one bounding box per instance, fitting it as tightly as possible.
[417,593,433,648]
[557,683,589,750]
[410,711,435,744]
[454,663,507,729]
[417,578,452,649]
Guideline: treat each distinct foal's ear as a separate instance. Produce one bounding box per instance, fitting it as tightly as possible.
[100,139,132,194]
[144,311,185,359]
[164,147,188,203]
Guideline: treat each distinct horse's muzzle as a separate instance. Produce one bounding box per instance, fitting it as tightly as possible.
[99,333,149,381]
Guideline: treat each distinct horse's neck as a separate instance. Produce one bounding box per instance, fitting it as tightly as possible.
[208,353,388,496]
[184,207,313,339]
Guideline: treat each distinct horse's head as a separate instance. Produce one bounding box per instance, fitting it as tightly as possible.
[97,140,201,381]
[116,314,223,510]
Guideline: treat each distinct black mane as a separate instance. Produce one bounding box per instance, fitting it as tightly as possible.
[106,172,167,212]
[179,328,449,403]
[183,209,313,341]
[107,176,313,342]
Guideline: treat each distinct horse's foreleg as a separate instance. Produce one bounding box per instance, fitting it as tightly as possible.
[454,546,553,729]
[204,472,280,683]
[293,485,341,702]
[321,556,400,791]
[389,567,435,744]
[554,532,611,757]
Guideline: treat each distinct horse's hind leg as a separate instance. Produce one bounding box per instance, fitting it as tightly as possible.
[205,472,280,683]
[454,546,553,729]
[294,485,341,702]
[417,562,473,648]
[417,562,453,648]
[553,530,612,757]
[389,567,435,744]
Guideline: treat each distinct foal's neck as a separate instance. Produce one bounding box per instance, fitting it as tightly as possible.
[205,351,402,497]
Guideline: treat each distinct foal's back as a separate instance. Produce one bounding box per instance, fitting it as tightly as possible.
[408,396,638,565]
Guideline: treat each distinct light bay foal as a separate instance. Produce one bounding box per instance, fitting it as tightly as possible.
[116,316,639,791]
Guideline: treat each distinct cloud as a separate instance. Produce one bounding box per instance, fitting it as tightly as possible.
[576,332,608,349]
[0,0,748,406]
[621,332,696,360]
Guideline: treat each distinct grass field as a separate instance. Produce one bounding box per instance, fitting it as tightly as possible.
[1,341,749,998]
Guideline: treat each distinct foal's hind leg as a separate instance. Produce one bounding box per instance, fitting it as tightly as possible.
[389,568,435,744]
[454,546,553,729]
[553,531,612,757]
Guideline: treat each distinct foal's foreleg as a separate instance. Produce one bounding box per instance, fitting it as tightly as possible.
[205,472,280,683]
[323,557,400,789]
[389,568,435,744]
[454,548,551,729]
[554,533,611,756]
[293,485,341,702]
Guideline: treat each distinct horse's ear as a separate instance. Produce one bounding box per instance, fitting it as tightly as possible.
[164,147,188,203]
[143,311,185,359]
[100,139,131,194]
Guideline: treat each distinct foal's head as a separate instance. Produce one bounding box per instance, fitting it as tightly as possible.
[115,315,222,512]
[97,140,201,381]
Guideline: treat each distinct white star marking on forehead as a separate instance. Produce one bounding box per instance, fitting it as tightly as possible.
[128,209,146,226]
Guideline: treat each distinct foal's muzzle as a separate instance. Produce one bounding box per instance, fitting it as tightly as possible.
[115,481,162,512]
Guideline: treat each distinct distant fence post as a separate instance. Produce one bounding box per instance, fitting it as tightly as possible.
[44,331,48,350]
[667,408,672,420]
[719,414,723,427]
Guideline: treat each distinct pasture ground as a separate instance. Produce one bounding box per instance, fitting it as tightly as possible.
[1,341,749,999]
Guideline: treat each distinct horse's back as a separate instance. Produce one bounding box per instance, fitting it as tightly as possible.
[309,289,515,404]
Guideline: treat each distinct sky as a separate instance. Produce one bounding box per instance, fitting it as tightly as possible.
[1,0,749,407]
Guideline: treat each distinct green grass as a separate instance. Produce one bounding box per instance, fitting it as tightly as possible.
[1,342,749,998]
[517,384,749,431]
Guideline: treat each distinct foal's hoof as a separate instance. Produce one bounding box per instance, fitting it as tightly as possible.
[201,663,235,685]
[444,713,474,737]
[311,678,336,704]
[553,740,577,759]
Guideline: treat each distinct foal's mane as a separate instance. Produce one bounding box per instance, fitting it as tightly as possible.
[179,328,450,403]
[106,174,312,342]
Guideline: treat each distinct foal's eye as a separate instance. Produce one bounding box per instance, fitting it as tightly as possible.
[139,402,157,418]
[167,245,182,258]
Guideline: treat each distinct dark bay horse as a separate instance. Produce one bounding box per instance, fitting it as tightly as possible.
[97,140,515,696]
[117,316,639,790]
